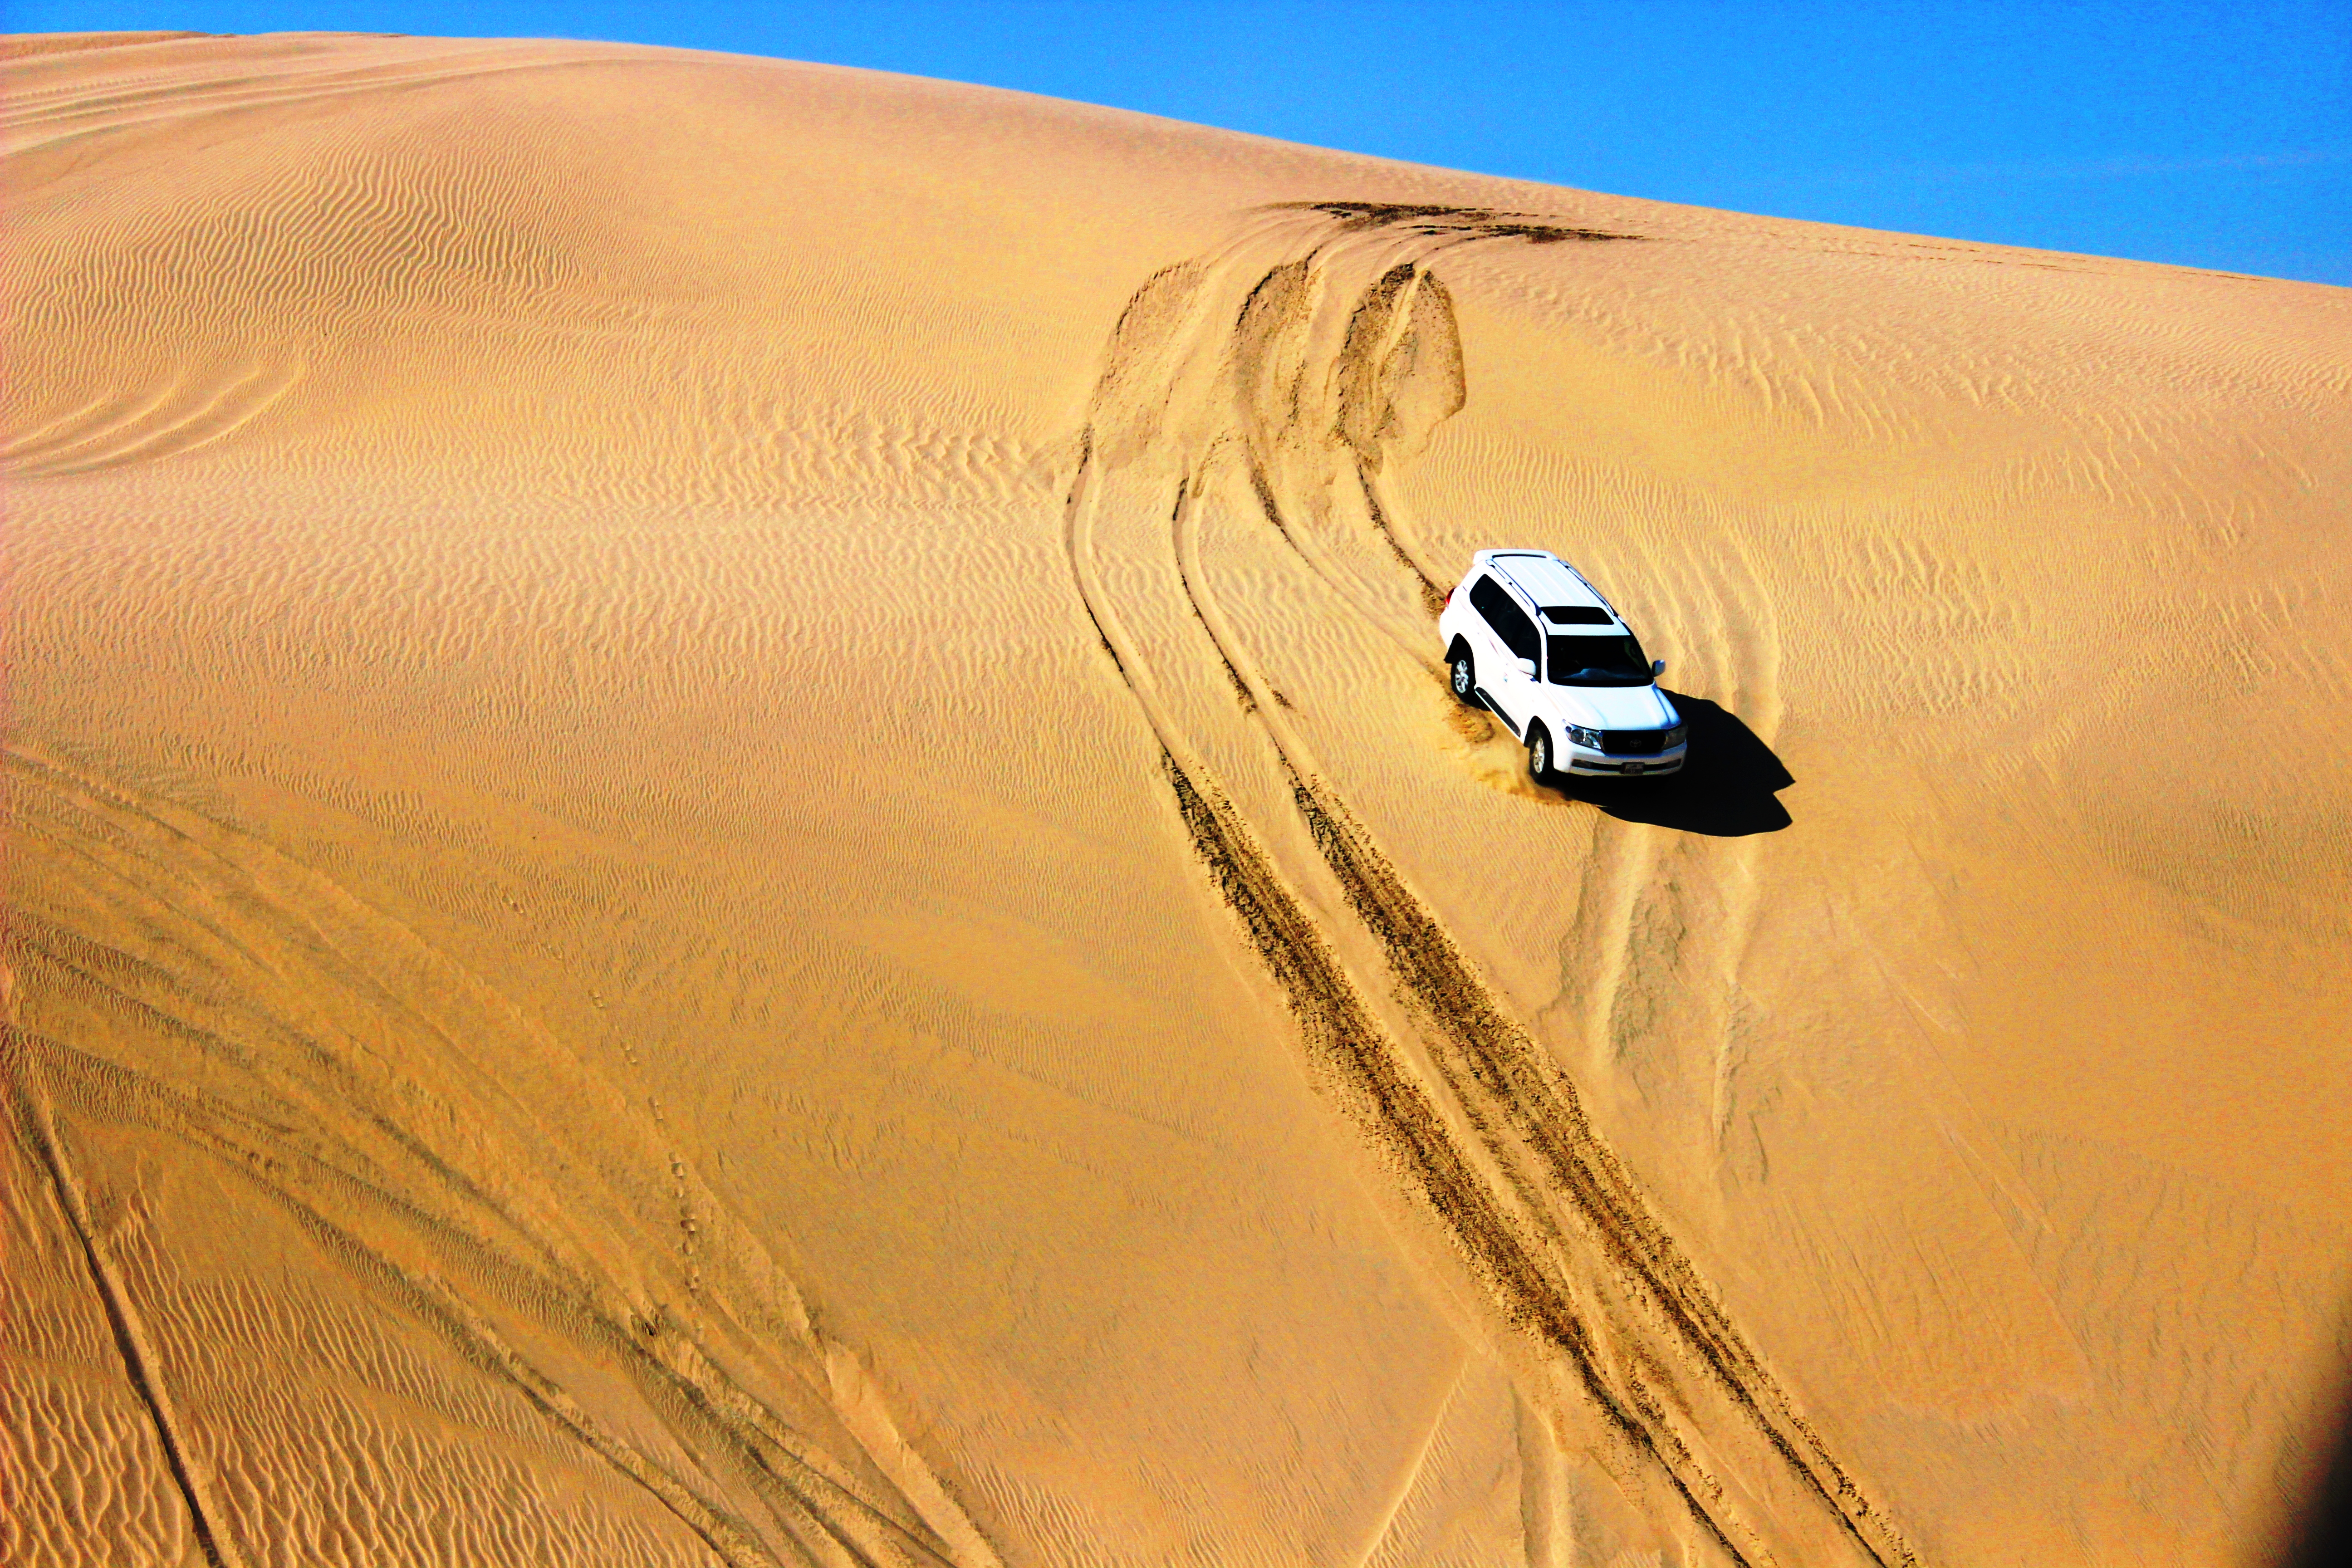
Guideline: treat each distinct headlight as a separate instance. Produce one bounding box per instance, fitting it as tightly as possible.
[1664,725,1688,747]
[1565,725,1602,748]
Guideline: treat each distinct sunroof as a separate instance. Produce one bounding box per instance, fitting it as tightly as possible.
[1541,606,1612,626]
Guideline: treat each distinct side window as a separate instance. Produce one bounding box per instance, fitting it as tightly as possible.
[1469,576,1539,663]
[1468,576,1507,636]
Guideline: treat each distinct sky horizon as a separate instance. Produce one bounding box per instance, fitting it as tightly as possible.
[17,1,2350,286]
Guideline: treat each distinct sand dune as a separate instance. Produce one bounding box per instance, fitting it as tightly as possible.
[5,30,2349,1568]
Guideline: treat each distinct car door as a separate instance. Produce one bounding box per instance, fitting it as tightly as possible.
[1467,574,1541,729]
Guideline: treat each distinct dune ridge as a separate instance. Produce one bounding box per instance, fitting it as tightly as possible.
[6,29,2350,1568]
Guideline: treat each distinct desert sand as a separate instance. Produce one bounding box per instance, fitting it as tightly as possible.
[4,29,2349,1568]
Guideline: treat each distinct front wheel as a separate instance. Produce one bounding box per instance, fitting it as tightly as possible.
[1449,647,1476,704]
[1527,725,1556,784]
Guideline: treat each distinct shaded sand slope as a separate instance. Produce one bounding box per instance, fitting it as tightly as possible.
[5,31,2350,1568]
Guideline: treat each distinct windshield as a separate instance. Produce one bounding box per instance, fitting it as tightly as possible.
[1547,632,1652,686]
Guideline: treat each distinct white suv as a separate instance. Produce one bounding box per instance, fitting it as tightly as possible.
[1439,549,1688,781]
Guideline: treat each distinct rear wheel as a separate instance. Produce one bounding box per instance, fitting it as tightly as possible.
[1528,725,1556,784]
[1448,646,1476,704]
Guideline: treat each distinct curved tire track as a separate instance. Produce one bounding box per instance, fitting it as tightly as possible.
[1065,202,1915,1567]
[0,745,999,1568]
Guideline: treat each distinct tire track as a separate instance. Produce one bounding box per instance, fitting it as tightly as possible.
[1158,755,1749,1566]
[1176,473,1895,1566]
[1,745,999,1568]
[1066,204,1914,1566]
[8,1063,252,1568]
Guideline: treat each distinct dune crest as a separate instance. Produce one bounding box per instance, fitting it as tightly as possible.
[6,30,2349,1568]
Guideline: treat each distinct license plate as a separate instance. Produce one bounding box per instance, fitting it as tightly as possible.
[1623,762,1644,775]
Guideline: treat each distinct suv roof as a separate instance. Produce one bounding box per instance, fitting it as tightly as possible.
[1481,550,1618,625]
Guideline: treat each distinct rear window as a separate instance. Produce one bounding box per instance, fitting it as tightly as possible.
[1540,606,1611,626]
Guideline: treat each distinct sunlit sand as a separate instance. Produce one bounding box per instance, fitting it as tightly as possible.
[5,30,2348,1567]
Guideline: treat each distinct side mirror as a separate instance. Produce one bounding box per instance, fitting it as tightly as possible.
[1652,659,1666,677]
[1516,657,1538,680]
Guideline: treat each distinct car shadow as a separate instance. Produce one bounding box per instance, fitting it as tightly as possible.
[1555,691,1793,837]
[2283,1348,2352,1568]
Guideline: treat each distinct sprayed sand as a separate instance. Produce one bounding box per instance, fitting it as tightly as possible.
[5,31,2350,1568]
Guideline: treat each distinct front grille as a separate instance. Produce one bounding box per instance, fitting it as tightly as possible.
[1601,730,1666,756]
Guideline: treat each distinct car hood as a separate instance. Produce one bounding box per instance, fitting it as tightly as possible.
[1555,683,1678,729]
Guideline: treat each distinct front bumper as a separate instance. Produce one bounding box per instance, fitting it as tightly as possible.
[1563,747,1686,776]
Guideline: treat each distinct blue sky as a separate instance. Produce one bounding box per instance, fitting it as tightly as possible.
[20,1,2350,284]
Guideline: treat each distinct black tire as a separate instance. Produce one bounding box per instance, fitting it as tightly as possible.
[1527,725,1556,784]
[1448,644,1476,705]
